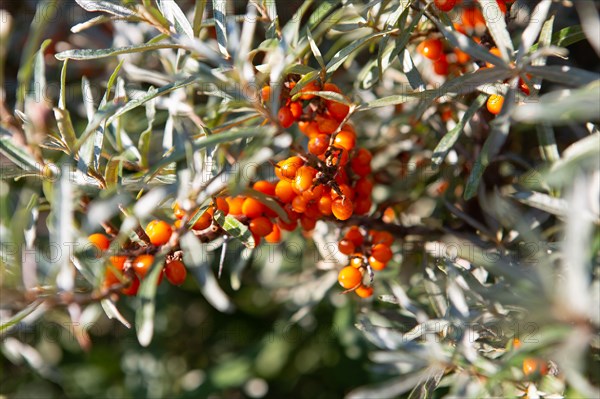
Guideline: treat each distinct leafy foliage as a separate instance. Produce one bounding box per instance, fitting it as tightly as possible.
[1,1,599,398]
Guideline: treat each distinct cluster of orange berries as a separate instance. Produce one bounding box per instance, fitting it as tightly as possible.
[88,224,187,297]
[336,227,394,298]
[264,78,374,228]
[434,0,513,27]
[422,1,531,116]
[418,0,512,78]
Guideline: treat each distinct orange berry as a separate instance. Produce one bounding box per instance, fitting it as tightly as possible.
[513,337,522,349]
[249,216,274,237]
[192,210,212,230]
[275,156,303,182]
[264,223,281,243]
[227,196,245,215]
[298,120,320,138]
[331,184,353,201]
[523,357,548,377]
[253,180,276,196]
[132,254,155,279]
[88,233,110,253]
[146,220,172,246]
[261,85,270,102]
[454,48,470,64]
[103,267,121,288]
[350,255,364,268]
[333,130,356,151]
[335,168,350,186]
[519,77,531,96]
[278,216,297,231]
[326,100,350,122]
[164,260,187,285]
[301,184,324,202]
[345,226,364,247]
[350,148,372,176]
[215,197,229,214]
[338,239,355,255]
[291,195,308,213]
[304,204,321,219]
[299,81,320,100]
[316,115,338,134]
[332,198,353,220]
[497,0,507,14]
[434,0,456,12]
[329,148,349,167]
[368,256,387,271]
[371,230,394,246]
[110,255,127,270]
[293,166,317,194]
[462,7,485,31]
[173,202,186,219]
[308,134,329,155]
[275,180,296,203]
[382,207,396,223]
[121,274,140,296]
[453,22,466,34]
[417,38,444,61]
[278,106,294,128]
[355,284,374,298]
[322,83,341,93]
[289,101,303,120]
[433,55,449,76]
[371,243,393,263]
[354,177,373,196]
[353,198,372,215]
[300,216,316,231]
[338,266,362,289]
[486,94,504,115]
[242,197,265,219]
[318,192,333,215]
[486,47,503,68]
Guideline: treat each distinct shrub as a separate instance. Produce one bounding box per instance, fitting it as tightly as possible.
[1,1,598,398]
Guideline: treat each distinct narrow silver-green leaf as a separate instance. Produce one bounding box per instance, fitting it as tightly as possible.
[193,0,208,37]
[212,0,229,57]
[75,0,134,17]
[16,0,58,110]
[54,164,74,291]
[0,300,43,336]
[478,0,514,61]
[54,60,77,151]
[523,65,599,87]
[180,233,234,312]
[512,81,600,124]
[511,190,570,217]
[0,128,43,173]
[516,0,552,64]
[159,0,194,39]
[298,90,352,105]
[306,28,325,70]
[100,299,131,328]
[213,210,255,249]
[536,123,559,163]
[135,254,165,347]
[55,42,183,60]
[432,94,487,167]
[326,31,390,75]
